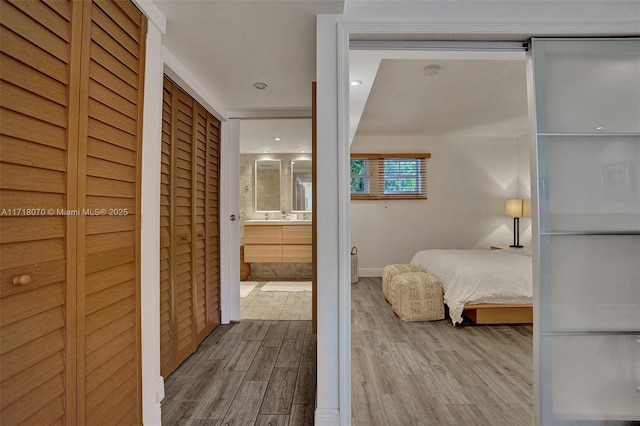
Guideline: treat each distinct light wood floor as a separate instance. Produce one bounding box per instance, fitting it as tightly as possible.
[241,282,312,321]
[161,320,316,425]
[352,277,534,425]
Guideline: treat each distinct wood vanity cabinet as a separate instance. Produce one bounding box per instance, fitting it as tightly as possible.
[245,225,312,263]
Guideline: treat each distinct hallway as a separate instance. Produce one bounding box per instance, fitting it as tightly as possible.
[161,320,316,425]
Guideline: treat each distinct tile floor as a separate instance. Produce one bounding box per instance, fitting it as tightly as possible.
[241,281,312,321]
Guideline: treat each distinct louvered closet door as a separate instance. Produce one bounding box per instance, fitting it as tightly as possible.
[193,104,209,340]
[205,114,221,329]
[159,77,221,375]
[172,88,197,364]
[160,79,175,376]
[1,0,145,423]
[0,1,80,423]
[77,0,145,424]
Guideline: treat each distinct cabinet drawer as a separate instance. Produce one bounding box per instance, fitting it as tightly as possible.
[244,245,282,263]
[282,225,311,244]
[283,245,312,263]
[245,225,283,244]
[543,334,640,423]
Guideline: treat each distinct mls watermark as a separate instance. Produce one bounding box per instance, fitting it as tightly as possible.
[1,208,129,216]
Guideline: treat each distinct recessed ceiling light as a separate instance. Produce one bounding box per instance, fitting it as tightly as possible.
[253,82,268,90]
[595,126,604,130]
[274,137,281,141]
[350,80,361,87]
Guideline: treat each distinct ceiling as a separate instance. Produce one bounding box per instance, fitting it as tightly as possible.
[153,1,530,152]
[240,118,312,153]
[352,55,529,139]
[154,0,344,113]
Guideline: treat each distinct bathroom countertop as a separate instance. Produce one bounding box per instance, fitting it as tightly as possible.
[244,219,312,225]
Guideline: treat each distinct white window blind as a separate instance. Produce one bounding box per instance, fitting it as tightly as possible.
[350,153,430,200]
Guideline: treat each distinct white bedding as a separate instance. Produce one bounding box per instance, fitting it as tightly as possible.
[410,249,533,324]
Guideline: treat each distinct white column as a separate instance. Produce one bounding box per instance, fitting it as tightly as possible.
[140,21,164,426]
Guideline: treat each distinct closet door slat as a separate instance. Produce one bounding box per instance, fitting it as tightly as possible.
[77,1,145,424]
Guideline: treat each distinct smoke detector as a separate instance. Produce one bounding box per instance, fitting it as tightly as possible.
[253,82,268,90]
[423,65,440,76]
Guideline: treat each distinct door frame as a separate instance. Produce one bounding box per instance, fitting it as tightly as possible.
[317,17,640,426]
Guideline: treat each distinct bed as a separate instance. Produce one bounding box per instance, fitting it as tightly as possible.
[410,249,533,325]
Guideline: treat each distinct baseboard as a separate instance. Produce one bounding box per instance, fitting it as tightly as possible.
[358,268,383,277]
[156,376,165,403]
[315,408,340,425]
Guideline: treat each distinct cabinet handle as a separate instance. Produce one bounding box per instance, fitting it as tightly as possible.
[197,233,204,238]
[181,236,188,241]
[12,274,31,286]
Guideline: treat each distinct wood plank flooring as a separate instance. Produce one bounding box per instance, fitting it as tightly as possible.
[161,320,316,425]
[352,277,534,425]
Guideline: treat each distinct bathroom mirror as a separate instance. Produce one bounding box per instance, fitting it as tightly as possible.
[255,160,281,212]
[291,160,312,212]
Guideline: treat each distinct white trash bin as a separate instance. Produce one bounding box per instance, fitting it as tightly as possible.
[351,247,359,284]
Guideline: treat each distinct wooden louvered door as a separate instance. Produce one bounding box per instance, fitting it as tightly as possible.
[1,1,80,423]
[160,77,221,376]
[0,0,146,424]
[77,0,145,424]
[193,104,209,342]
[160,79,175,376]
[173,88,196,365]
[205,111,221,332]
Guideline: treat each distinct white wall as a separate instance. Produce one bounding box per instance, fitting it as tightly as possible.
[350,134,530,275]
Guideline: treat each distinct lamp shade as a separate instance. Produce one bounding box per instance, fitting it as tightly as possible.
[522,198,531,218]
[506,198,524,218]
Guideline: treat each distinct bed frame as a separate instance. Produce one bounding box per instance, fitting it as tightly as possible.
[462,303,533,325]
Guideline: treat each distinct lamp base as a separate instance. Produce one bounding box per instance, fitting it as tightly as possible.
[509,245,524,248]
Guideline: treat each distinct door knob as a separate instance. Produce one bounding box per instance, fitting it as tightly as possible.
[230,214,237,221]
[12,274,31,286]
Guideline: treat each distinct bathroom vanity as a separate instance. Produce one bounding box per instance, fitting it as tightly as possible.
[244,221,312,263]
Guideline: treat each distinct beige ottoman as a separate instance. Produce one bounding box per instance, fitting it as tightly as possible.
[391,271,444,322]
[382,263,423,304]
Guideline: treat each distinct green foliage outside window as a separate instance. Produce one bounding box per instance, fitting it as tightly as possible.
[384,159,420,193]
[350,159,368,193]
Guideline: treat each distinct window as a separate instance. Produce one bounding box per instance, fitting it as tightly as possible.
[350,153,430,200]
[350,158,370,195]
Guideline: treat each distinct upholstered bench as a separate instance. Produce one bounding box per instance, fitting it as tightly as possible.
[390,271,445,322]
[382,263,423,305]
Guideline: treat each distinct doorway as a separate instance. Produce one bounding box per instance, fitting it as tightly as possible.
[348,46,535,423]
[238,118,315,321]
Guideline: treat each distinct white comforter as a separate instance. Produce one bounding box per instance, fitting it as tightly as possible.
[410,249,533,324]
